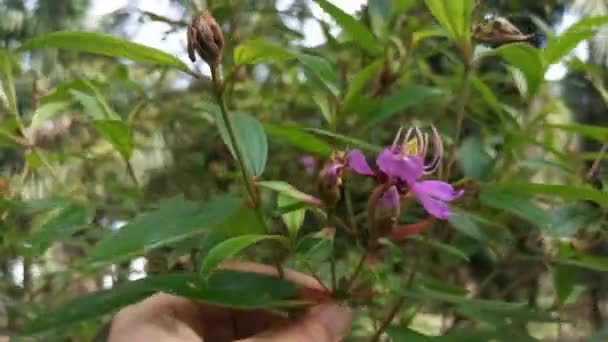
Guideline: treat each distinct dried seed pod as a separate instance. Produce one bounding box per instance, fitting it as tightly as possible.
[187,11,225,67]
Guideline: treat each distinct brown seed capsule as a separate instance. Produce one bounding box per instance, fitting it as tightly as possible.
[187,11,225,67]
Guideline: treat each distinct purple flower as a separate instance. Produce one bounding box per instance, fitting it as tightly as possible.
[321,162,343,185]
[410,181,464,219]
[299,154,317,175]
[378,185,400,212]
[347,127,462,219]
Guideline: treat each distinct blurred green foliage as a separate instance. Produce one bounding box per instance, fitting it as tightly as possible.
[1,0,608,340]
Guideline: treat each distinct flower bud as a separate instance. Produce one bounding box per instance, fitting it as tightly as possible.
[187,11,225,67]
[372,186,400,240]
[318,151,346,207]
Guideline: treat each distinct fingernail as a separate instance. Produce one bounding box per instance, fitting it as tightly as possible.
[314,303,352,340]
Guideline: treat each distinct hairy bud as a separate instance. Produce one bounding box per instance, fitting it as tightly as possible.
[187,11,225,67]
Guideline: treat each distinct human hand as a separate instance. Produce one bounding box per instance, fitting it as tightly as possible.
[107,261,351,342]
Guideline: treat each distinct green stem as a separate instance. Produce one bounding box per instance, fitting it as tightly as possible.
[211,66,258,206]
[369,246,421,342]
[210,65,284,277]
[327,208,337,292]
[124,156,140,189]
[444,69,473,179]
[345,248,367,293]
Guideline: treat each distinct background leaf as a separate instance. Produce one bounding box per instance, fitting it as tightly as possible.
[491,43,545,96]
[480,188,551,228]
[234,39,293,65]
[342,59,384,112]
[29,203,93,254]
[264,124,332,156]
[362,85,444,129]
[544,16,608,66]
[18,31,189,72]
[314,0,383,55]
[87,195,241,265]
[258,181,322,206]
[424,0,474,43]
[458,137,493,181]
[92,120,133,159]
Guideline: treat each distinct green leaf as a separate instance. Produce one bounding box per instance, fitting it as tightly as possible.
[409,286,555,322]
[342,59,384,112]
[212,205,266,237]
[448,209,487,241]
[588,326,608,342]
[312,93,334,124]
[29,102,69,131]
[458,137,493,181]
[216,112,268,177]
[550,123,608,142]
[21,271,297,335]
[547,203,603,238]
[0,49,18,113]
[387,326,434,342]
[18,31,189,72]
[258,181,322,207]
[199,235,288,277]
[544,31,595,67]
[93,120,134,159]
[264,124,331,156]
[305,128,382,153]
[233,39,339,96]
[234,39,293,65]
[411,27,447,48]
[278,194,306,240]
[556,243,608,272]
[313,0,382,56]
[480,188,551,228]
[544,16,608,66]
[29,203,93,254]
[487,182,608,206]
[362,86,444,129]
[412,286,523,311]
[81,79,120,120]
[424,0,474,44]
[491,43,545,96]
[87,195,241,265]
[553,265,576,305]
[295,53,340,97]
[408,235,470,262]
[70,89,116,121]
[369,0,394,38]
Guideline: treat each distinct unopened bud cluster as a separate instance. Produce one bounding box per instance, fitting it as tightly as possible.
[187,11,225,67]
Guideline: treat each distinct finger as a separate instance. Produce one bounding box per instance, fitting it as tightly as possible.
[108,293,205,342]
[219,261,324,291]
[236,303,352,342]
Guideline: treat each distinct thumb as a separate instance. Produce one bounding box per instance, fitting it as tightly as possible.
[238,303,352,342]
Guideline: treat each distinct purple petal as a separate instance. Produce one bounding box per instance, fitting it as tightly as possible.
[379,185,400,210]
[410,181,462,219]
[414,180,464,201]
[415,192,454,219]
[348,149,374,176]
[321,162,343,184]
[299,155,317,174]
[376,148,424,183]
